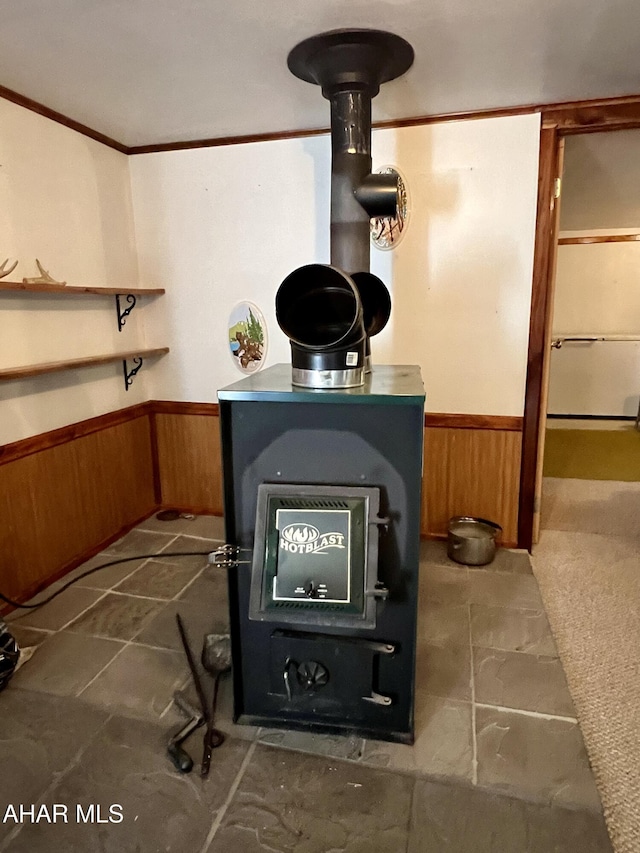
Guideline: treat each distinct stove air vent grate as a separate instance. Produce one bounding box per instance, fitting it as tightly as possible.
[278,498,350,510]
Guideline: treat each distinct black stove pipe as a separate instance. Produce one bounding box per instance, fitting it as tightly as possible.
[329,90,398,274]
[278,30,414,388]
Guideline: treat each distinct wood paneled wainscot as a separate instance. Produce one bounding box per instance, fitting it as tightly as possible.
[151,402,224,515]
[0,402,523,604]
[151,403,523,548]
[422,413,523,547]
[0,406,157,603]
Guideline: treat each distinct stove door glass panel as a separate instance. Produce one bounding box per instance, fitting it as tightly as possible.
[249,484,382,629]
[274,507,352,602]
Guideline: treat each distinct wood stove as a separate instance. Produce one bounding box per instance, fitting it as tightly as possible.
[217,28,421,743]
[218,363,424,743]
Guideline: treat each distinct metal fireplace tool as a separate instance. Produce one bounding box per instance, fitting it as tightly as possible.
[168,614,231,776]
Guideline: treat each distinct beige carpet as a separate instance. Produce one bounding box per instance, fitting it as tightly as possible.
[533,478,640,853]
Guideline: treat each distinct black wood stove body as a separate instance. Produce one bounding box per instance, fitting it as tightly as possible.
[218,362,424,744]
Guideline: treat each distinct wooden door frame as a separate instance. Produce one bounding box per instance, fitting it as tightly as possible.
[518,96,640,550]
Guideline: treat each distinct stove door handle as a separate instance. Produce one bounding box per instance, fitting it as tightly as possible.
[362,690,393,706]
[366,584,389,600]
[283,656,299,702]
[370,515,390,533]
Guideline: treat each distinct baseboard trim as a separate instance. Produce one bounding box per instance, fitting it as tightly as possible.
[153,400,219,416]
[155,402,522,430]
[0,402,152,465]
[0,402,522,468]
[0,400,218,466]
[425,413,523,431]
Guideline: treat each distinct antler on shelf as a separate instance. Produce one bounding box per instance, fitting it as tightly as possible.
[0,258,18,279]
[22,259,66,286]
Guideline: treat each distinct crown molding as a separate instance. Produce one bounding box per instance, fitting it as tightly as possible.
[3,84,640,155]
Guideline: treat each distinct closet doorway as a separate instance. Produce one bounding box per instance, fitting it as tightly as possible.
[519,104,640,551]
[543,129,640,500]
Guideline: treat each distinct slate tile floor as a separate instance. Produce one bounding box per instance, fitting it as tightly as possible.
[0,515,612,852]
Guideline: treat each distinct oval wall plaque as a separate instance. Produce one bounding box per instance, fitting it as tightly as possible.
[370,166,409,250]
[228,301,268,374]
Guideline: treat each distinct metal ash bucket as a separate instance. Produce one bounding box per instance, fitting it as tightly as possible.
[447,517,502,566]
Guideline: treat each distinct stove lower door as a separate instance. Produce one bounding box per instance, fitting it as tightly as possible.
[268,630,395,720]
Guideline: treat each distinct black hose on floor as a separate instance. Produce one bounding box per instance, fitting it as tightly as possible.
[0,551,213,611]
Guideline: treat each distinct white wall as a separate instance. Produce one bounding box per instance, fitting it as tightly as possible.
[130,112,541,416]
[549,232,640,417]
[0,103,542,446]
[0,99,154,445]
[553,236,640,335]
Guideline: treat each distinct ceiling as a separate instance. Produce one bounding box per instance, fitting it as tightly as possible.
[2,0,640,148]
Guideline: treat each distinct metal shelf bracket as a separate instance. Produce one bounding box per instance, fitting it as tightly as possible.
[116,293,137,331]
[123,356,143,390]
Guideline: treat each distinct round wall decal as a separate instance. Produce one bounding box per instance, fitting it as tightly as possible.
[370,166,409,250]
[228,301,267,374]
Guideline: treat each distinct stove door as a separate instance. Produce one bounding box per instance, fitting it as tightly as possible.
[268,630,395,718]
[250,483,386,630]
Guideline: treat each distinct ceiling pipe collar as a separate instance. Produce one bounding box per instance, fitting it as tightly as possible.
[287,29,414,100]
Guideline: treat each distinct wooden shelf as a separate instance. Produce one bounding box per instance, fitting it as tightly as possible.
[0,280,165,332]
[0,347,169,382]
[0,281,169,388]
[0,281,165,296]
